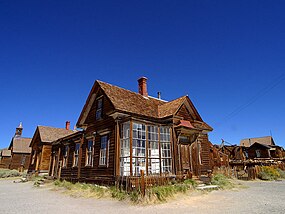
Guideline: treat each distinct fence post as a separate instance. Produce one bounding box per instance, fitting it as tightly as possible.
[140,170,145,197]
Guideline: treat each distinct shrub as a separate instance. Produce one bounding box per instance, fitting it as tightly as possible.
[211,174,234,189]
[0,169,21,178]
[258,166,280,180]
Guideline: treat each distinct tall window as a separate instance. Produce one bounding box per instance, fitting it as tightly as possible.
[21,154,26,166]
[99,135,108,166]
[160,127,172,174]
[148,125,160,175]
[73,143,80,167]
[86,139,94,166]
[132,123,146,176]
[120,122,130,176]
[96,98,103,120]
[62,145,69,167]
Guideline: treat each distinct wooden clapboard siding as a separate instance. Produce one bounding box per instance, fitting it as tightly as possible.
[10,153,31,170]
[39,145,52,171]
[176,104,193,121]
[0,157,11,169]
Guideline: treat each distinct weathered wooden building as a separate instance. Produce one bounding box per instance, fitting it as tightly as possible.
[240,136,284,159]
[50,77,214,184]
[0,148,12,169]
[28,122,76,175]
[8,123,32,171]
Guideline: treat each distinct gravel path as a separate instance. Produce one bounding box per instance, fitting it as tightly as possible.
[0,179,285,214]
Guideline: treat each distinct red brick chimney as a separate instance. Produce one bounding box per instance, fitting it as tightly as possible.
[138,77,148,97]
[65,121,70,130]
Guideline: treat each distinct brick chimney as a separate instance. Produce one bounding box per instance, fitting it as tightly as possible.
[65,121,70,130]
[138,77,148,97]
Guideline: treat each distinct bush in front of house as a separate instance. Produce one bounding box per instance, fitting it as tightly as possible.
[211,173,235,189]
[0,169,21,178]
[257,166,283,180]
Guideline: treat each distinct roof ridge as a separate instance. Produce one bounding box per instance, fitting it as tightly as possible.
[97,80,166,102]
[159,95,187,106]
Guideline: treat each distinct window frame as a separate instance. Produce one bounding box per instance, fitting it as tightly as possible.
[95,97,103,120]
[73,143,80,167]
[62,145,69,168]
[99,135,109,167]
[85,138,94,167]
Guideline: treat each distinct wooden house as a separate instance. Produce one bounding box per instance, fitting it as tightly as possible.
[28,122,76,175]
[50,77,214,184]
[8,123,32,171]
[0,148,12,169]
[240,136,284,159]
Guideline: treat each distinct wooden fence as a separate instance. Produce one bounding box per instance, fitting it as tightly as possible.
[115,170,180,195]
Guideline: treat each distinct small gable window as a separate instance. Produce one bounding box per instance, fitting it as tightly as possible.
[99,135,109,166]
[96,98,103,120]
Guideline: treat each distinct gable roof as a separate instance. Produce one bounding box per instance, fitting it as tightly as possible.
[97,80,165,118]
[37,126,77,143]
[9,137,32,154]
[77,80,212,131]
[249,142,272,149]
[240,136,275,147]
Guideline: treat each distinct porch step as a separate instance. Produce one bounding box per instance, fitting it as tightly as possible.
[196,185,219,191]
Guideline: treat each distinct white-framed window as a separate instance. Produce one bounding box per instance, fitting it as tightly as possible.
[132,123,146,176]
[62,145,69,167]
[73,143,80,167]
[148,125,160,175]
[120,122,130,176]
[160,127,172,174]
[99,135,108,166]
[96,98,103,120]
[86,139,94,166]
[256,149,261,158]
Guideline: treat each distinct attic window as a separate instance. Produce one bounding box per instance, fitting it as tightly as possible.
[96,98,103,120]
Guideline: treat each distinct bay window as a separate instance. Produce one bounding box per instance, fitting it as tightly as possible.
[119,121,172,177]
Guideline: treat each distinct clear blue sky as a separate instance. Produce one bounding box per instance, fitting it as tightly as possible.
[1,1,285,148]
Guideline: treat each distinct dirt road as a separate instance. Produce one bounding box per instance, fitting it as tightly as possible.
[0,179,284,214]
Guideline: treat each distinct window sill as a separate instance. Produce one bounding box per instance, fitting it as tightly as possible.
[72,166,78,168]
[84,165,93,168]
[98,165,108,168]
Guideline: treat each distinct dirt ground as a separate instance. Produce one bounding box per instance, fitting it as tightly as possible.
[0,179,285,214]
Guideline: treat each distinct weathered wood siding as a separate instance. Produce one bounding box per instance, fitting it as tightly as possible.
[176,104,193,121]
[248,144,270,159]
[39,145,52,172]
[10,153,31,170]
[0,157,11,169]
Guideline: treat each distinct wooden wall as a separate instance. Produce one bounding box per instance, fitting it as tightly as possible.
[0,157,11,169]
[39,145,52,172]
[10,153,31,171]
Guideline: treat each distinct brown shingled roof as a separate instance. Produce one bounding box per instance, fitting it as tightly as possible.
[77,80,211,131]
[240,136,275,147]
[11,137,32,153]
[38,126,77,143]
[98,80,165,118]
[158,96,187,118]
[1,149,11,157]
